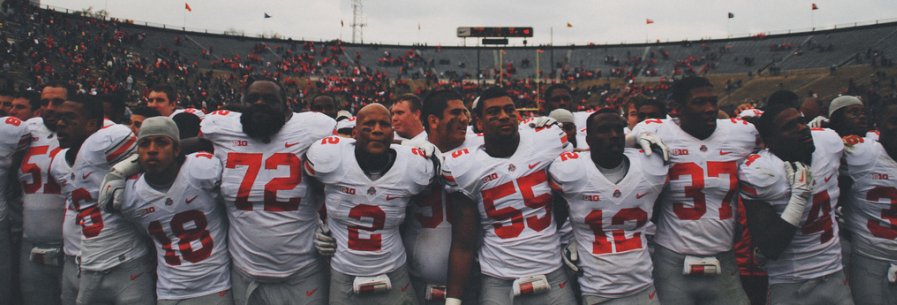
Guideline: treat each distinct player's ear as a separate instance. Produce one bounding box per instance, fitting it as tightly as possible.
[428,114,439,132]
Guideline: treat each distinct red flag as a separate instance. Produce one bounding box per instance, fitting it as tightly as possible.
[185,2,192,12]
[646,19,654,24]
[811,3,818,10]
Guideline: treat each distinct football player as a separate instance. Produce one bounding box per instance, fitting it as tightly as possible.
[842,98,897,305]
[59,95,151,305]
[442,87,576,305]
[117,117,233,305]
[0,115,30,305]
[549,110,668,305]
[740,104,853,305]
[306,104,434,305]
[17,83,69,305]
[197,77,334,305]
[629,76,754,305]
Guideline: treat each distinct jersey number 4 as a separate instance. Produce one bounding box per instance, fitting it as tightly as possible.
[226,152,302,211]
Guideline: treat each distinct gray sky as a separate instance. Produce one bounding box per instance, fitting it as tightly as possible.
[41,0,897,46]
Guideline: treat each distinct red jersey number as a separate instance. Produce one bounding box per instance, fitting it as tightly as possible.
[225,152,303,212]
[670,161,737,220]
[480,170,553,239]
[866,186,897,239]
[147,210,214,265]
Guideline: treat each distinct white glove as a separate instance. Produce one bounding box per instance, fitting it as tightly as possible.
[562,242,581,275]
[100,154,140,212]
[445,298,462,305]
[528,116,559,129]
[781,161,813,227]
[807,116,829,128]
[314,225,336,257]
[636,133,670,162]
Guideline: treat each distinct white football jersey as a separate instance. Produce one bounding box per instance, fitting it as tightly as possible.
[120,153,230,300]
[441,125,568,279]
[73,124,145,271]
[200,110,335,277]
[403,133,483,284]
[171,108,206,120]
[549,149,668,298]
[18,117,66,242]
[631,118,758,255]
[0,116,31,222]
[843,138,897,263]
[739,129,844,284]
[306,137,433,276]
[49,148,80,256]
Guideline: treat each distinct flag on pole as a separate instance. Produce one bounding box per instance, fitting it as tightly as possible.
[728,12,734,18]
[566,22,573,28]
[341,19,344,27]
[184,2,192,12]
[418,23,421,31]
[811,3,818,10]
[264,13,272,18]
[646,19,654,24]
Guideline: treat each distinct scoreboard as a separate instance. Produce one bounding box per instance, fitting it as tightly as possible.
[457,27,533,38]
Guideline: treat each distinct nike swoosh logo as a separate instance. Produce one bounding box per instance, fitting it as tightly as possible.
[528,161,541,169]
[635,193,648,199]
[306,288,318,296]
[129,272,143,281]
[186,195,198,204]
[285,142,300,148]
[401,283,411,292]
[824,173,835,183]
[719,151,732,156]
[82,172,92,179]
[386,195,401,201]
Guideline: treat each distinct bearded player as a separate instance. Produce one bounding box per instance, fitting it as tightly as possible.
[842,98,897,305]
[550,110,668,305]
[740,104,852,305]
[17,83,69,305]
[198,77,335,305]
[306,104,434,305]
[629,76,754,305]
[442,87,576,305]
[116,117,232,305]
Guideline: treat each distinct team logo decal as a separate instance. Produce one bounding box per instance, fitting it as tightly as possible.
[508,164,516,172]
[165,198,174,206]
[613,189,622,198]
[367,187,377,195]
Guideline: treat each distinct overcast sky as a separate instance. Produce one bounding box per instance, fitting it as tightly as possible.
[40,0,897,46]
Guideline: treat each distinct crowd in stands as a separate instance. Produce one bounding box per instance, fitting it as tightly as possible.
[0,0,895,118]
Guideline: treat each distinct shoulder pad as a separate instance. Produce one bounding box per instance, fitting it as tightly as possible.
[626,148,668,179]
[0,117,30,156]
[394,145,435,189]
[738,153,779,193]
[811,128,844,153]
[305,136,348,180]
[185,152,222,189]
[200,110,240,138]
[441,147,476,188]
[548,151,587,187]
[80,124,135,165]
[630,119,664,137]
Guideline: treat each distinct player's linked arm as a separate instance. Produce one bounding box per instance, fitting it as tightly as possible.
[743,198,799,259]
[446,191,480,300]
